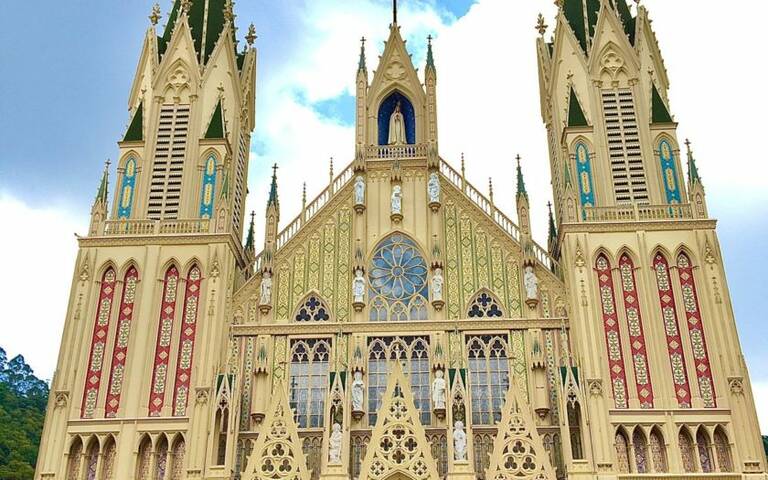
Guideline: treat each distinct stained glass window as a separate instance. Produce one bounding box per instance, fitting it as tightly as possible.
[633,429,649,473]
[615,430,630,473]
[155,435,169,479]
[369,234,429,322]
[101,438,116,480]
[697,429,714,473]
[367,336,431,426]
[649,428,667,472]
[67,438,83,480]
[574,142,596,217]
[118,156,137,219]
[199,154,217,218]
[85,441,98,480]
[467,291,504,318]
[289,339,330,428]
[467,335,510,425]
[295,295,331,322]
[170,437,186,480]
[658,139,681,204]
[714,427,732,472]
[679,429,696,473]
[136,437,152,480]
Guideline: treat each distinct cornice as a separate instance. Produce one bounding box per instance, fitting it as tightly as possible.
[78,233,246,264]
[560,219,717,234]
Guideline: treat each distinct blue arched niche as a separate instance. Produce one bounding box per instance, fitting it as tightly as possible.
[378,91,416,146]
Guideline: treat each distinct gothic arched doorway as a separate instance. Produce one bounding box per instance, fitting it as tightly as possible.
[384,473,418,480]
[378,91,416,145]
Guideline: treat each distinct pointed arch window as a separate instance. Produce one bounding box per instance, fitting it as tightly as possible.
[199,154,217,218]
[213,376,231,465]
[66,438,83,480]
[649,428,668,472]
[85,439,98,480]
[148,266,180,416]
[173,265,202,416]
[697,428,714,473]
[136,436,152,480]
[368,234,429,322]
[595,254,629,409]
[677,253,716,407]
[294,294,331,322]
[289,339,330,428]
[466,335,510,426]
[658,139,681,204]
[466,291,504,318]
[118,157,137,219]
[714,427,732,472]
[574,143,596,215]
[155,435,169,479]
[81,267,117,418]
[567,402,584,460]
[679,429,697,473]
[632,428,649,473]
[170,436,186,480]
[615,430,630,473]
[101,437,116,480]
[105,266,139,418]
[652,252,692,408]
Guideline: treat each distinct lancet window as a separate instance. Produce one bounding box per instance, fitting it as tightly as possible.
[101,437,116,480]
[66,438,83,480]
[155,435,169,480]
[294,294,331,322]
[658,139,681,204]
[367,336,431,425]
[679,429,696,473]
[574,142,596,212]
[632,428,649,473]
[615,430,630,473]
[697,428,714,473]
[173,265,202,416]
[136,436,152,480]
[368,234,429,322]
[466,335,510,425]
[118,156,137,219]
[199,154,217,218]
[105,266,139,418]
[148,266,180,416]
[466,291,504,318]
[289,339,331,428]
[714,427,732,472]
[649,428,667,472]
[170,436,186,480]
[85,439,98,480]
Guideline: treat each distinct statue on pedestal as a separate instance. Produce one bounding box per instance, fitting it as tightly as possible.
[329,423,343,464]
[432,369,446,410]
[353,268,366,305]
[391,185,402,216]
[428,172,440,204]
[431,268,444,302]
[388,101,406,145]
[351,371,365,413]
[354,176,365,206]
[260,271,272,305]
[453,421,467,461]
[524,265,539,302]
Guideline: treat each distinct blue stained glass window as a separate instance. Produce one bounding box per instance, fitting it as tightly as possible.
[369,234,429,321]
[199,154,217,218]
[117,157,137,219]
[658,140,681,204]
[574,143,595,217]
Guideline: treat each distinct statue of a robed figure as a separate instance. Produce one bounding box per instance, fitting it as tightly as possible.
[388,100,407,145]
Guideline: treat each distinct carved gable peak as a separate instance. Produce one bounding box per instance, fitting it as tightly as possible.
[360,362,440,480]
[369,25,426,109]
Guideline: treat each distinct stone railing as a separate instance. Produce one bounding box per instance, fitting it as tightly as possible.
[583,204,693,223]
[366,143,428,160]
[275,163,354,250]
[618,475,741,480]
[102,218,211,236]
[439,159,562,277]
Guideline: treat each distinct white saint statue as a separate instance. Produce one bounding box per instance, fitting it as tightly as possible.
[354,176,365,205]
[260,271,272,305]
[431,268,444,302]
[391,185,402,215]
[388,100,407,145]
[329,423,343,464]
[351,371,365,412]
[453,421,467,461]
[352,268,366,304]
[524,265,539,301]
[428,172,440,204]
[432,369,446,410]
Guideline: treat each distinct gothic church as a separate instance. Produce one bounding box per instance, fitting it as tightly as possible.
[34,1,767,479]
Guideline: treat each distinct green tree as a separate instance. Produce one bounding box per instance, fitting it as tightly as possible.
[0,347,49,480]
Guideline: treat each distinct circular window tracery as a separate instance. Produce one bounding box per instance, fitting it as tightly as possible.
[369,234,429,321]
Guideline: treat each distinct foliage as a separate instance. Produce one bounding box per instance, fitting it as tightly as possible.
[0,347,49,480]
[763,435,768,460]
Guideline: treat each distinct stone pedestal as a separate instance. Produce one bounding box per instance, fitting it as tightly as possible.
[391,212,403,223]
[320,464,347,480]
[448,461,475,480]
[259,303,272,315]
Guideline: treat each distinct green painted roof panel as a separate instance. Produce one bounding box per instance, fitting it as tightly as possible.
[123,102,144,142]
[651,84,673,123]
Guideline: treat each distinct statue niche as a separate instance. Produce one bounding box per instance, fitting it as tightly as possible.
[378,91,416,145]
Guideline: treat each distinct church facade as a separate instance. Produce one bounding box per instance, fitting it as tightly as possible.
[34,1,767,479]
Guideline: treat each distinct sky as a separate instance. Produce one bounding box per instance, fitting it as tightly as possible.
[0,0,767,431]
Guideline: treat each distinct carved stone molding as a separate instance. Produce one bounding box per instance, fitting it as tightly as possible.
[587,379,603,397]
[195,387,210,405]
[728,376,744,395]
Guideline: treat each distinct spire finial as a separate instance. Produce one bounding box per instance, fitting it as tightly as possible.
[329,157,334,183]
[302,182,307,208]
[536,13,548,36]
[685,138,701,184]
[547,201,557,242]
[358,36,367,72]
[245,210,256,252]
[488,177,494,204]
[426,35,435,70]
[246,24,257,46]
[516,154,528,198]
[180,0,192,15]
[95,159,110,205]
[268,164,279,206]
[393,0,398,24]
[149,3,161,26]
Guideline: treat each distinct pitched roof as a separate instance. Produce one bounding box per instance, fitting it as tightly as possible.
[567,86,589,127]
[123,102,143,142]
[562,0,635,54]
[159,0,233,64]
[651,84,673,123]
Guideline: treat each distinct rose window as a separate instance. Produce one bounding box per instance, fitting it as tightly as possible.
[369,234,429,321]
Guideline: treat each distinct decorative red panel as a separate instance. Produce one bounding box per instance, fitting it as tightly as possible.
[148,266,180,416]
[104,266,139,417]
[677,253,716,408]
[618,254,654,408]
[172,265,202,416]
[595,254,629,409]
[81,268,117,418]
[652,253,692,408]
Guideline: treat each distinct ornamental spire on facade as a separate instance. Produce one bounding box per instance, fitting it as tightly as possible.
[685,138,701,185]
[95,159,110,206]
[358,37,367,72]
[268,163,279,207]
[516,154,528,200]
[244,211,256,253]
[426,35,435,71]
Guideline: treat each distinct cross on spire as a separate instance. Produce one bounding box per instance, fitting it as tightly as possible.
[393,0,398,24]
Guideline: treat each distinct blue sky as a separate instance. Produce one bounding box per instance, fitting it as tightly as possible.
[0,0,767,430]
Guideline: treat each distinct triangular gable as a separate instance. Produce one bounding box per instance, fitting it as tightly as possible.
[205,99,226,139]
[651,84,673,124]
[368,25,426,109]
[359,362,440,480]
[123,102,144,142]
[567,86,589,127]
[486,379,555,480]
[242,382,310,480]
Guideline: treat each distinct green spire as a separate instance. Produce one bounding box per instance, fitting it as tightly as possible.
[516,154,528,198]
[563,156,574,188]
[244,211,255,252]
[205,99,226,139]
[95,159,110,205]
[567,86,589,127]
[159,0,231,63]
[685,139,701,184]
[651,84,673,124]
[219,167,230,200]
[123,102,144,142]
[615,0,637,45]
[547,201,558,242]
[426,35,435,71]
[268,164,279,207]
[358,37,367,72]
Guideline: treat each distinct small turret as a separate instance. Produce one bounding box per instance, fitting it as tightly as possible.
[263,164,280,272]
[547,201,559,259]
[515,155,531,238]
[245,211,256,256]
[355,37,369,160]
[685,139,708,219]
[425,35,439,151]
[89,160,110,236]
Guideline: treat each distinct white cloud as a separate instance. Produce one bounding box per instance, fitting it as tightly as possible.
[0,192,85,380]
[751,381,768,435]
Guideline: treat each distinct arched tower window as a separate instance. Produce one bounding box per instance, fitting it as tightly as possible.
[567,401,584,460]
[574,142,596,215]
[105,266,139,418]
[632,428,649,473]
[367,336,431,426]
[696,428,714,473]
[148,266,180,416]
[652,252,692,408]
[466,290,504,318]
[173,264,202,417]
[66,437,83,480]
[649,428,667,472]
[677,252,716,407]
[595,254,629,409]
[136,436,152,480]
[288,339,330,428]
[155,435,169,479]
[170,436,186,480]
[199,154,217,218]
[658,139,681,204]
[82,267,117,418]
[294,294,331,322]
[378,91,416,145]
[148,103,190,220]
[84,439,97,480]
[101,436,116,480]
[615,429,630,473]
[679,429,696,473]
[714,427,733,472]
[466,335,509,426]
[118,157,137,219]
[368,234,429,322]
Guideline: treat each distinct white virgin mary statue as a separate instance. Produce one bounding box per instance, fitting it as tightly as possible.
[388,100,407,145]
